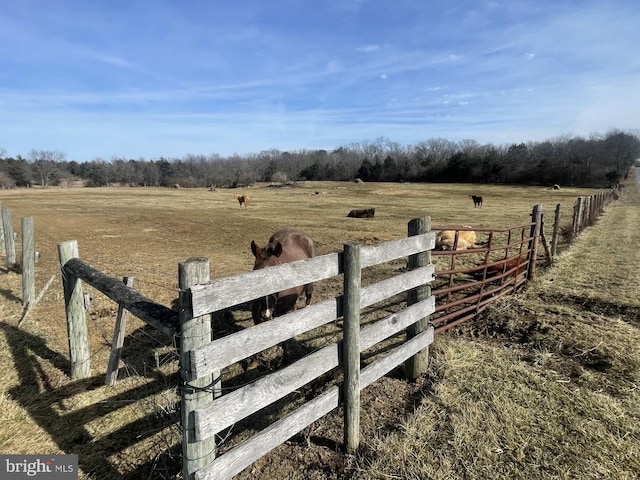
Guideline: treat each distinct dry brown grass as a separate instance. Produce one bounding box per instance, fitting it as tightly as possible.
[351,173,640,480]
[0,178,631,479]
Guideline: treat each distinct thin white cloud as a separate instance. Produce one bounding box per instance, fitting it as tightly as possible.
[357,45,380,53]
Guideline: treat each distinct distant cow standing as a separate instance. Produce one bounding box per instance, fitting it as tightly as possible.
[235,194,249,208]
[469,195,483,208]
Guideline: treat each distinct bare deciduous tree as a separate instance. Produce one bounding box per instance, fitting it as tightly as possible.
[28,149,65,187]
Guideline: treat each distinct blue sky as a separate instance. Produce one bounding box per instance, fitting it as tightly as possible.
[1,0,639,162]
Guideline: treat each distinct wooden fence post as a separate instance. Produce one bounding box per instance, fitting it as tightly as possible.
[21,216,35,306]
[343,242,361,455]
[583,196,591,227]
[527,205,542,280]
[57,240,91,380]
[404,216,431,380]
[551,204,561,257]
[597,193,604,214]
[179,258,217,480]
[571,197,582,242]
[105,277,134,386]
[2,207,16,268]
[0,202,4,255]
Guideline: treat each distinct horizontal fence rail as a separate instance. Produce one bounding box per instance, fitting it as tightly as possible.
[61,256,178,335]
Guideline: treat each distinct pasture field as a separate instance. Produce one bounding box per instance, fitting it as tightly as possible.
[1,178,638,479]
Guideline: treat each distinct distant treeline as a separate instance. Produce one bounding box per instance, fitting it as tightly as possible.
[1,130,639,189]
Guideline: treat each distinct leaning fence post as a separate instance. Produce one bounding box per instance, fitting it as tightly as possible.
[571,197,582,242]
[405,216,431,380]
[179,257,217,480]
[2,207,16,268]
[551,204,561,257]
[343,242,361,455]
[21,216,35,306]
[105,277,134,386]
[58,240,91,380]
[527,205,542,280]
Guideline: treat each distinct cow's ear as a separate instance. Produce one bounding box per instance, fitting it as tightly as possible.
[251,241,260,257]
[273,242,283,257]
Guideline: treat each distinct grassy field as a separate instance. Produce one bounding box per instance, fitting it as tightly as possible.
[1,176,638,479]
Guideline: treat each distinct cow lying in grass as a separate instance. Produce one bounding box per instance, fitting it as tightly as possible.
[435,229,477,250]
[347,207,375,218]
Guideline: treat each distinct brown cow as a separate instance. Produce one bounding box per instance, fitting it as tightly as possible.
[235,194,249,208]
[472,255,529,281]
[248,229,315,369]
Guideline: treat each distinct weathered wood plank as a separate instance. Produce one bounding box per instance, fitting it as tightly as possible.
[195,323,435,480]
[195,387,340,480]
[360,264,435,307]
[189,253,341,317]
[360,232,435,267]
[190,297,341,378]
[361,327,435,389]
[105,277,133,386]
[189,265,434,380]
[189,234,436,318]
[195,339,340,441]
[194,297,434,440]
[62,257,178,335]
[360,296,435,349]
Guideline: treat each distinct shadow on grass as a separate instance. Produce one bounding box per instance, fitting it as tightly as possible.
[1,321,182,479]
[538,293,640,323]
[0,286,22,303]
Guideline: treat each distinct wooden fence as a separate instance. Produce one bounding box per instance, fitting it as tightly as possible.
[57,218,436,479]
[180,218,436,479]
[569,191,616,242]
